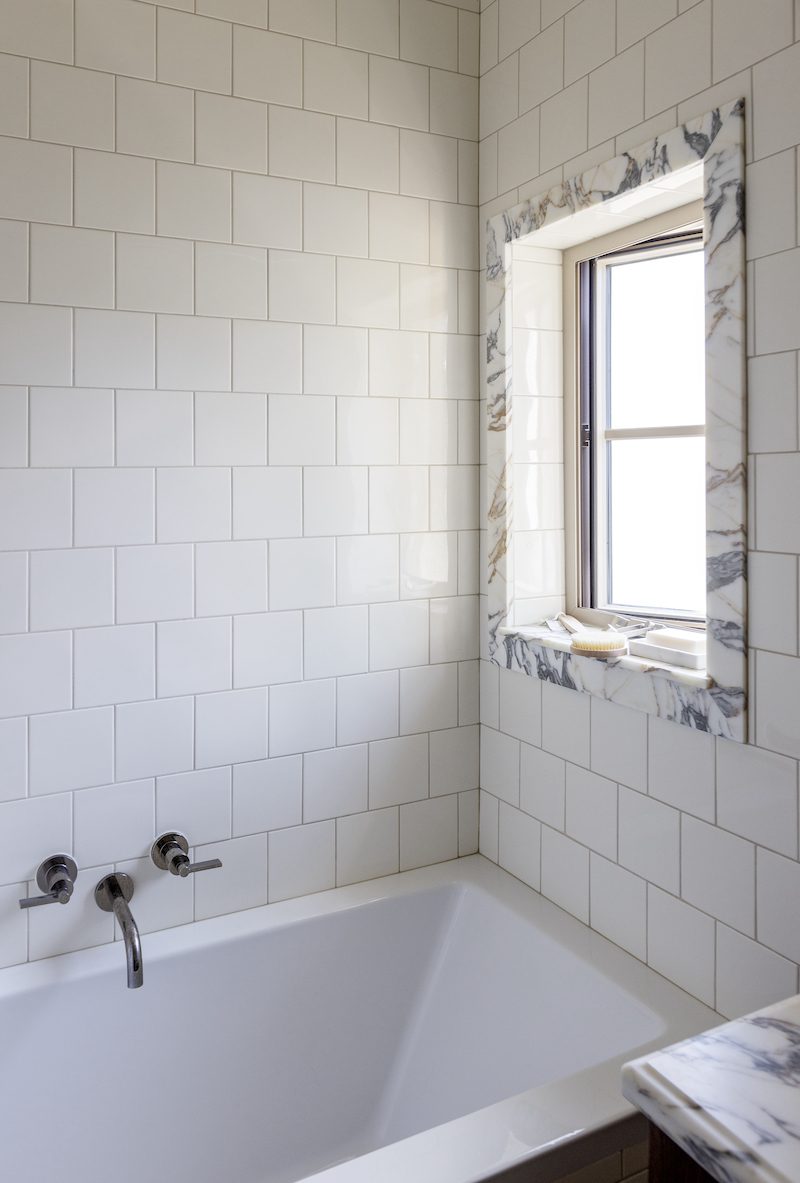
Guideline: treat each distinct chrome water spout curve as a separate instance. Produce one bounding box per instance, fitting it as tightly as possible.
[94,873,143,989]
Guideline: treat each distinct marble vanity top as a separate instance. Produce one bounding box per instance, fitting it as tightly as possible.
[622,995,800,1183]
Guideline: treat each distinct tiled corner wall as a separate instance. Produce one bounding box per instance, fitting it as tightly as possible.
[479,0,800,1019]
[3,0,799,1021]
[0,0,482,967]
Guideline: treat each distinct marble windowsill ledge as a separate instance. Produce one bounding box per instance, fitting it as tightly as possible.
[494,625,742,738]
[498,626,712,689]
[499,624,714,690]
[622,994,800,1183]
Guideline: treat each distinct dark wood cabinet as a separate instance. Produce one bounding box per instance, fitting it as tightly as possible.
[649,1123,714,1182]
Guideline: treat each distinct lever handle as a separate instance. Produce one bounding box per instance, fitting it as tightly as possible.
[176,856,223,878]
[151,833,223,878]
[19,855,78,909]
[20,887,71,908]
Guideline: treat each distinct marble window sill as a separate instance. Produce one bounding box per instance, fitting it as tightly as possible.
[498,626,712,691]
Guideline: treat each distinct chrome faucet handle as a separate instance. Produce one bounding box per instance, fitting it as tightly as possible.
[181,857,224,875]
[19,854,78,909]
[151,832,222,878]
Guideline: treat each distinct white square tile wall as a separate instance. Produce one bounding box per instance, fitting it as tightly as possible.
[2,0,800,1032]
[0,0,480,965]
[479,0,800,1019]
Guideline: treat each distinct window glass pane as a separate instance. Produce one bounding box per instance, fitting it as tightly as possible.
[607,249,704,429]
[606,437,705,615]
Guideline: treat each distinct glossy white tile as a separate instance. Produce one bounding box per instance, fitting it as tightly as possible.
[232,468,301,541]
[618,786,680,894]
[590,854,647,960]
[75,623,155,707]
[540,825,589,923]
[76,0,155,78]
[268,820,335,902]
[115,696,194,781]
[75,468,156,546]
[337,671,398,745]
[194,833,268,919]
[116,545,194,625]
[157,766,232,847]
[648,715,716,821]
[30,224,112,309]
[233,612,302,688]
[74,778,154,865]
[29,707,113,795]
[158,161,231,243]
[541,681,590,767]
[0,138,72,225]
[233,26,301,105]
[232,756,302,836]
[304,744,368,823]
[195,541,267,617]
[337,535,400,605]
[115,390,193,468]
[196,687,268,769]
[304,606,368,679]
[369,733,428,808]
[336,807,399,885]
[565,764,617,860]
[498,801,541,889]
[269,679,336,756]
[157,7,231,93]
[681,815,755,936]
[156,466,231,543]
[196,91,266,173]
[400,793,458,870]
[116,77,193,164]
[647,885,715,1007]
[304,327,368,397]
[30,387,113,468]
[157,617,231,698]
[303,467,368,537]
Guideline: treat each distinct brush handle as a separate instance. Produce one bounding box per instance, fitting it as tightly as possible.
[557,613,583,635]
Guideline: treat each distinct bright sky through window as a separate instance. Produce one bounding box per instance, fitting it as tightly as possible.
[600,247,705,616]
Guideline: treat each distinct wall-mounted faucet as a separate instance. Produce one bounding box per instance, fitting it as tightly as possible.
[151,832,222,878]
[19,855,78,909]
[94,873,143,989]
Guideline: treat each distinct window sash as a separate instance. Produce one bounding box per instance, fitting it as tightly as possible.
[595,437,708,620]
[577,229,705,621]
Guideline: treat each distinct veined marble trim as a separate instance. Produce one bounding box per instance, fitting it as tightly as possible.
[622,997,800,1183]
[498,626,713,689]
[486,100,747,742]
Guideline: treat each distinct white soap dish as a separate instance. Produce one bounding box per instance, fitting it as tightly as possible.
[629,637,705,669]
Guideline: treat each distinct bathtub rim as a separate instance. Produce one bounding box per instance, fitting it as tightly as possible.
[0,855,721,1182]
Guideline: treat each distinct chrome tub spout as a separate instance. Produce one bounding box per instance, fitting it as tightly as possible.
[94,873,143,989]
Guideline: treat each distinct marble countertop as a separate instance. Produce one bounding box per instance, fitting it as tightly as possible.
[622,995,800,1183]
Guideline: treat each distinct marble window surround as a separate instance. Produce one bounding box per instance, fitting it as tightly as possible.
[486,100,747,742]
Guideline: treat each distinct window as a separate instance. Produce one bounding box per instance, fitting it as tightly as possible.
[565,208,706,623]
[486,100,747,740]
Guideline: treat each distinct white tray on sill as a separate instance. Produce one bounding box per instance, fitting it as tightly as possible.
[628,638,705,669]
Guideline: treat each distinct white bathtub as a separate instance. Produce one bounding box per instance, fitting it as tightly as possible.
[0,856,718,1183]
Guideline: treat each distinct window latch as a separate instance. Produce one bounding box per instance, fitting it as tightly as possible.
[581,423,591,448]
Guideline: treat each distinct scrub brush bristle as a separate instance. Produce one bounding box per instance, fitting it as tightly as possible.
[571,631,627,659]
